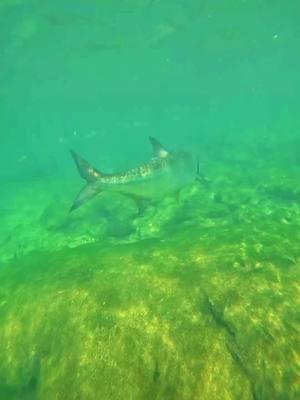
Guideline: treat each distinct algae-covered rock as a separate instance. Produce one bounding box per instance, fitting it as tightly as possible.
[0,180,140,261]
[0,230,299,400]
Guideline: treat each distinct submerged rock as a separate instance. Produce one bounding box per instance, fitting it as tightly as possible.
[0,230,298,400]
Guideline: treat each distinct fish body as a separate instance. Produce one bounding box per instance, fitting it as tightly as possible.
[70,137,195,211]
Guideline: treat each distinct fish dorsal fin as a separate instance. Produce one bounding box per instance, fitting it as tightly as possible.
[149,136,169,158]
[70,150,103,183]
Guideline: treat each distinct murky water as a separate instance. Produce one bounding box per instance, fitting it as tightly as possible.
[0,1,299,399]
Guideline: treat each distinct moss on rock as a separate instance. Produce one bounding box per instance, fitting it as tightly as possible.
[0,231,299,399]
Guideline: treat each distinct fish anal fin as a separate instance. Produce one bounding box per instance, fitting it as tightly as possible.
[149,136,169,158]
[123,193,150,214]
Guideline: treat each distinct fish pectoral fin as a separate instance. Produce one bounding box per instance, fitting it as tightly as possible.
[123,193,150,214]
[70,184,101,212]
[195,173,211,187]
[195,156,211,187]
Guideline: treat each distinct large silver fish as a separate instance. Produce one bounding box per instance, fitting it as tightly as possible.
[70,136,197,211]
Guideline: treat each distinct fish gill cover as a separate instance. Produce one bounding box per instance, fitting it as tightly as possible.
[0,0,299,399]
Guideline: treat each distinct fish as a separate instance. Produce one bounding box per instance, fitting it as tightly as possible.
[69,136,197,212]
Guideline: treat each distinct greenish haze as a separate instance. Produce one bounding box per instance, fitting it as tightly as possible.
[0,0,299,399]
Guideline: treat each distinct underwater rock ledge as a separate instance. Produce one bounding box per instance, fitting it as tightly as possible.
[0,234,299,400]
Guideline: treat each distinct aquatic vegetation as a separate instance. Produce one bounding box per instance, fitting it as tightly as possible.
[0,227,299,399]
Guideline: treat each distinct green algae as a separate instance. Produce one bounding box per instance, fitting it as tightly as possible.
[0,228,299,399]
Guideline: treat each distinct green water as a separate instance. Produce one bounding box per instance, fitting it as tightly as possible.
[0,1,299,399]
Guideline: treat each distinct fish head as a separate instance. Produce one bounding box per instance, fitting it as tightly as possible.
[167,150,197,187]
[169,150,195,171]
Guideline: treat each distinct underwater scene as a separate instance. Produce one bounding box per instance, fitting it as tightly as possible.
[0,0,299,399]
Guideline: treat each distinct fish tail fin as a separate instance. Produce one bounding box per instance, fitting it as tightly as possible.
[70,150,102,183]
[70,150,103,212]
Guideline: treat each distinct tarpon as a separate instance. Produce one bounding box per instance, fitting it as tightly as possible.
[70,136,197,211]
